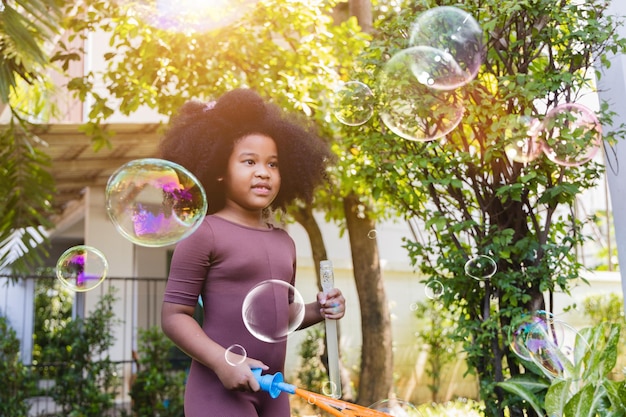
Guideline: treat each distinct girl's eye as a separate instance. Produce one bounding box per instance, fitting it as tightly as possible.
[269,161,278,168]
[244,159,255,165]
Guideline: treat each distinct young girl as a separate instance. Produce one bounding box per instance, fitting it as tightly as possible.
[160,89,346,417]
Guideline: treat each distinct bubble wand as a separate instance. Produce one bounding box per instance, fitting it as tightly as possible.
[252,369,392,417]
[320,259,342,399]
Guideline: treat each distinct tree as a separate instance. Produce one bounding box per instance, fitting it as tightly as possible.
[343,0,626,415]
[0,0,64,273]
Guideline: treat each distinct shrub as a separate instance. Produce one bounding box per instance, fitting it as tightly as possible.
[129,326,186,417]
[0,315,33,417]
[44,291,121,417]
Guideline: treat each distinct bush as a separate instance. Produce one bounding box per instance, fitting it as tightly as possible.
[0,314,34,417]
[129,326,186,417]
[44,291,121,417]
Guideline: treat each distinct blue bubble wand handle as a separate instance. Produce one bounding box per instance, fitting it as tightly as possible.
[320,260,342,399]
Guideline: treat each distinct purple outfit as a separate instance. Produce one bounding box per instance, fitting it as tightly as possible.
[164,215,296,417]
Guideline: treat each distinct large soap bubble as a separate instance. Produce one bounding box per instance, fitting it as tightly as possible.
[409,6,484,89]
[56,245,108,292]
[538,102,602,167]
[242,279,305,343]
[106,158,207,247]
[378,47,465,142]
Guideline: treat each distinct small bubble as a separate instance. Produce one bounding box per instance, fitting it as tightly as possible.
[425,280,444,300]
[224,344,247,366]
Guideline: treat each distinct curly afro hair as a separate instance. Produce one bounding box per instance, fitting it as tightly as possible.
[159,88,332,214]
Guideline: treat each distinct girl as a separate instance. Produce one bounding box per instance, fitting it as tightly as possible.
[160,88,345,417]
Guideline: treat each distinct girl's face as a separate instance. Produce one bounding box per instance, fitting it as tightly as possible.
[222,133,281,214]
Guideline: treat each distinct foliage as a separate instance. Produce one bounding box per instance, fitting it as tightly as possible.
[0,120,55,274]
[581,292,626,379]
[416,398,484,416]
[497,323,626,416]
[412,298,458,402]
[0,0,70,273]
[339,0,626,415]
[0,0,62,103]
[31,273,73,376]
[43,290,121,417]
[128,326,186,417]
[0,314,33,417]
[296,324,330,394]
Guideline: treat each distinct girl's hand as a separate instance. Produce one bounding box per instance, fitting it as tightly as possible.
[214,356,268,392]
[317,288,346,320]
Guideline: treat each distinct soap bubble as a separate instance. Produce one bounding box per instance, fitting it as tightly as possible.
[56,245,108,292]
[464,255,497,280]
[538,103,602,167]
[509,311,555,361]
[369,398,421,417]
[406,45,467,92]
[378,47,465,142]
[332,81,375,126]
[242,279,305,343]
[105,158,207,247]
[367,229,378,239]
[225,344,247,366]
[509,311,587,380]
[321,381,339,398]
[503,116,543,163]
[424,279,444,300]
[117,0,259,34]
[409,6,483,89]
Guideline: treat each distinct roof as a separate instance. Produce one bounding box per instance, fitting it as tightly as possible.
[31,122,164,227]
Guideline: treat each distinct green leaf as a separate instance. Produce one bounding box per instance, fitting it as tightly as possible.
[563,383,594,417]
[545,379,572,415]
[497,378,547,416]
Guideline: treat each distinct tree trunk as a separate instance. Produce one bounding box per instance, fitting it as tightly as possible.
[338,0,393,406]
[343,193,393,405]
[349,0,373,33]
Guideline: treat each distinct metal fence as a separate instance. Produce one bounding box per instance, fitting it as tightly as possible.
[1,274,185,417]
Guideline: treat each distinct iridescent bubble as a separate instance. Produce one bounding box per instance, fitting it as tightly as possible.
[117,0,259,34]
[424,280,444,300]
[464,255,497,281]
[368,398,421,417]
[56,245,108,292]
[367,229,378,239]
[378,47,465,142]
[105,158,207,247]
[407,45,467,91]
[332,81,375,126]
[242,279,305,343]
[224,344,247,366]
[409,6,483,89]
[503,116,543,163]
[509,311,587,380]
[321,381,338,398]
[538,103,602,167]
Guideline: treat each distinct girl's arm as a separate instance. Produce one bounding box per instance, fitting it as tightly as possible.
[161,301,268,391]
